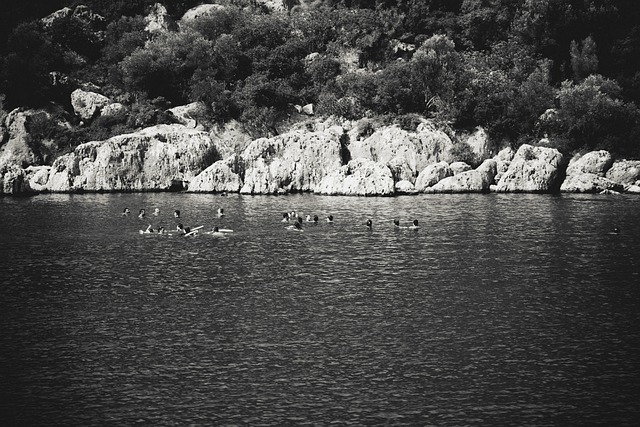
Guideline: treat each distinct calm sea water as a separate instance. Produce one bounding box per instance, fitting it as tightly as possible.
[1,192,639,426]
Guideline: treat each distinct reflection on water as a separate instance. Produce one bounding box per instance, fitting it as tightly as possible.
[1,193,640,426]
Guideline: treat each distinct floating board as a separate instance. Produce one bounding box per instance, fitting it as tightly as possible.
[183,225,204,237]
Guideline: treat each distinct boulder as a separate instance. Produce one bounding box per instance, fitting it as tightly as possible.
[46,124,216,192]
[179,4,225,25]
[625,184,640,194]
[240,129,343,194]
[187,155,242,193]
[71,89,111,121]
[428,159,497,193]
[414,161,452,191]
[0,164,26,194]
[101,103,127,119]
[566,150,614,176]
[395,180,418,195]
[605,160,640,187]
[493,146,515,183]
[450,161,472,175]
[347,122,454,183]
[24,166,51,193]
[495,144,566,192]
[167,102,207,128]
[316,158,395,196]
[560,150,619,193]
[560,173,624,193]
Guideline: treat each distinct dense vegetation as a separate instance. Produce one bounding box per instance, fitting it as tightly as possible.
[1,0,640,157]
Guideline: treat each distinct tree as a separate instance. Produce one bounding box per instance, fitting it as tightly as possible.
[570,35,598,81]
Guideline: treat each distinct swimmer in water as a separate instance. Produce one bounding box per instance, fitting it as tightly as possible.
[157,226,166,234]
[217,208,224,217]
[138,209,146,219]
[176,223,191,234]
[287,217,304,231]
[409,219,420,229]
[613,226,621,234]
[122,208,131,216]
[326,215,334,223]
[306,215,312,222]
[153,208,160,216]
[313,215,319,224]
[366,219,372,230]
[282,212,290,222]
[393,219,400,227]
[209,226,226,237]
[144,224,154,233]
[174,210,181,218]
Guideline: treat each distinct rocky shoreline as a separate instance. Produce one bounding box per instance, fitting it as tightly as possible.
[2,102,640,197]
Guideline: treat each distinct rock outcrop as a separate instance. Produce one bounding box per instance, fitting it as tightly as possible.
[167,102,207,129]
[347,122,454,183]
[493,146,515,183]
[450,161,472,175]
[46,124,216,192]
[240,129,343,194]
[187,155,243,193]
[71,89,111,121]
[0,108,63,168]
[560,150,621,192]
[179,4,225,26]
[428,159,497,193]
[495,144,566,192]
[145,3,177,33]
[414,161,452,192]
[605,160,640,187]
[0,165,52,195]
[317,158,395,196]
[395,180,418,195]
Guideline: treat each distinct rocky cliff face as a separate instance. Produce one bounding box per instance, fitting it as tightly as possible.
[427,159,497,193]
[46,124,216,192]
[239,128,344,194]
[560,150,622,193]
[347,122,454,183]
[317,158,395,196]
[495,144,566,192]
[5,105,640,197]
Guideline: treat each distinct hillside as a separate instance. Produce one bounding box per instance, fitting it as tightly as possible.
[1,0,640,161]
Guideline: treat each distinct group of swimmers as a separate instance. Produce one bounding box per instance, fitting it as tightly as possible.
[124,206,230,237]
[127,205,420,236]
[281,210,419,232]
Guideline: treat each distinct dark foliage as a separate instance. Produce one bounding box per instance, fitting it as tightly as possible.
[1,0,639,157]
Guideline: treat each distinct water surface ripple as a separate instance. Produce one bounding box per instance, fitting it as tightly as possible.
[1,193,639,426]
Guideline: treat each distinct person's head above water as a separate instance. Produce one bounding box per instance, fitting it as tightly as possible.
[313,215,318,223]
[327,215,334,222]
[123,207,130,214]
[413,219,419,226]
[213,226,220,232]
[366,219,372,228]
[393,219,400,227]
[177,223,184,230]
[614,226,621,233]
[174,210,180,218]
